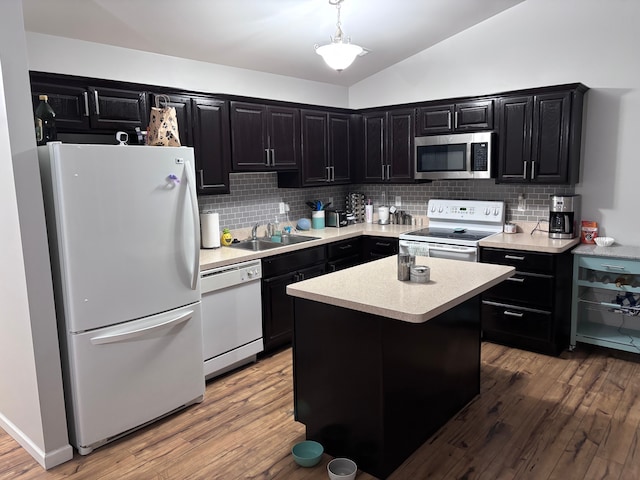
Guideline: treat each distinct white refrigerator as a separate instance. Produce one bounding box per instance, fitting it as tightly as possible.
[38,142,205,455]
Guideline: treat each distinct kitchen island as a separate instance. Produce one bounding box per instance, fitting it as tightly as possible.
[287,255,514,479]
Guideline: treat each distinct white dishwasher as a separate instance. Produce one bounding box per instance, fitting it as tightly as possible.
[200,259,263,380]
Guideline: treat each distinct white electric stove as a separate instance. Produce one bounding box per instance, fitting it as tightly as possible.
[399,199,505,262]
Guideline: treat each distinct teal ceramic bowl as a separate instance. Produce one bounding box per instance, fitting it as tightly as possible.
[292,440,324,467]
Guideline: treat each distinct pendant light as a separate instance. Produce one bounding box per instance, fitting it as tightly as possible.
[315,0,364,71]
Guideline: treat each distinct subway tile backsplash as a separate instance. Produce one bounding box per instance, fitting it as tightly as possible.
[198,173,574,231]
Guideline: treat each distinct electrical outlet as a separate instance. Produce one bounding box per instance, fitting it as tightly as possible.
[278,202,286,214]
[395,196,402,207]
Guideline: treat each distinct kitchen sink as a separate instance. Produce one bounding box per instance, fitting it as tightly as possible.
[278,234,321,245]
[229,239,283,251]
[229,234,320,251]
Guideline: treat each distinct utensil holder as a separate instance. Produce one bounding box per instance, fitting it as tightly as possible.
[312,210,325,229]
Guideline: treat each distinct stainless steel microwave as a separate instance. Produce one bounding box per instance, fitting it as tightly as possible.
[415,132,494,180]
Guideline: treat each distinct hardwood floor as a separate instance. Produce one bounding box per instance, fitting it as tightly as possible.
[2,342,640,480]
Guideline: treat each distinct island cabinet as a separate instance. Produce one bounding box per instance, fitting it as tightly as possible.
[277,110,352,187]
[261,246,326,353]
[288,255,514,479]
[571,249,640,354]
[30,72,149,137]
[496,83,588,184]
[480,247,573,355]
[230,102,299,171]
[360,108,414,183]
[416,99,494,135]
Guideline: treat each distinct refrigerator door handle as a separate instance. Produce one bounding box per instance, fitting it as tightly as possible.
[184,160,200,290]
[90,310,194,345]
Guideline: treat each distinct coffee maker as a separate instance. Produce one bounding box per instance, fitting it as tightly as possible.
[549,194,580,239]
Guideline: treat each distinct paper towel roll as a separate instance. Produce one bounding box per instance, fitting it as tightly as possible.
[200,211,221,248]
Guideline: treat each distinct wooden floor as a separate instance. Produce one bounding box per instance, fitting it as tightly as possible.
[2,342,640,480]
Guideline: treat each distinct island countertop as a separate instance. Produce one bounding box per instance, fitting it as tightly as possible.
[287,255,514,324]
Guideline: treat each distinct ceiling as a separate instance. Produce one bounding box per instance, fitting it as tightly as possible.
[22,0,524,87]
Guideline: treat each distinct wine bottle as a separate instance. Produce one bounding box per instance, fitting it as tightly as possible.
[34,94,57,145]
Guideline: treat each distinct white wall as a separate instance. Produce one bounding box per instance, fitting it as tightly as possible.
[26,33,350,108]
[0,0,72,469]
[349,0,640,246]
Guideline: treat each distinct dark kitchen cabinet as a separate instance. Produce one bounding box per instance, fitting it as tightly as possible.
[326,237,362,272]
[361,108,414,183]
[30,72,149,136]
[261,246,326,352]
[230,102,299,171]
[496,84,587,184]
[192,97,231,195]
[480,247,573,355]
[416,99,493,135]
[362,236,398,262]
[278,110,352,187]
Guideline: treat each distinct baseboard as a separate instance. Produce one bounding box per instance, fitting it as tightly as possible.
[0,411,73,469]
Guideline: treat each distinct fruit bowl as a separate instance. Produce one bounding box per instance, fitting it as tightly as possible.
[594,236,615,247]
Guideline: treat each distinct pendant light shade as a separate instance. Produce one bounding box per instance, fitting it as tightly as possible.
[316,42,364,71]
[315,0,364,71]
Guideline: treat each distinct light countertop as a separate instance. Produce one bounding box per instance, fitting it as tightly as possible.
[199,223,415,270]
[479,221,579,253]
[286,255,514,324]
[572,243,640,260]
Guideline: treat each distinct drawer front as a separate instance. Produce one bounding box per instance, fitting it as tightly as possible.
[262,246,326,278]
[482,301,552,341]
[578,256,640,275]
[481,248,554,273]
[483,272,554,309]
[327,238,363,261]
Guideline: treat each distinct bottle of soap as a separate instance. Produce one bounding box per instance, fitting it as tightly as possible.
[271,216,282,243]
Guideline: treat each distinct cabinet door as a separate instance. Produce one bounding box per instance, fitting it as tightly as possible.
[262,263,325,352]
[455,100,494,131]
[387,109,414,182]
[230,102,268,170]
[87,86,148,131]
[416,104,454,135]
[31,82,91,131]
[192,98,231,195]
[362,112,385,182]
[328,113,352,184]
[150,93,193,146]
[497,96,533,182]
[530,92,571,183]
[300,110,329,185]
[362,236,398,262]
[268,106,299,169]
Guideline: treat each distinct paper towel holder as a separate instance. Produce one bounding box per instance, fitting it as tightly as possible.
[200,210,221,249]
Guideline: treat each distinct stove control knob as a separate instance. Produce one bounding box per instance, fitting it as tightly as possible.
[438,206,444,213]
[493,207,500,216]
[430,204,436,212]
[484,207,491,215]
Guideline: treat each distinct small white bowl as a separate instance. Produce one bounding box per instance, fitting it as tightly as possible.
[327,458,357,480]
[594,236,615,247]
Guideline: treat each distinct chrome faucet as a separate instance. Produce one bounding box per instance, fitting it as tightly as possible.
[251,223,259,240]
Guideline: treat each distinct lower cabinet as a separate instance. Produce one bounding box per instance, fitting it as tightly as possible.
[326,237,362,272]
[261,246,326,353]
[362,236,399,262]
[480,247,573,355]
[571,252,640,353]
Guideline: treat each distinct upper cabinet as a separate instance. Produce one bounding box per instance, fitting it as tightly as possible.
[30,72,148,136]
[230,102,299,171]
[278,109,352,187]
[191,97,231,195]
[360,108,415,183]
[496,84,587,184]
[416,99,493,135]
